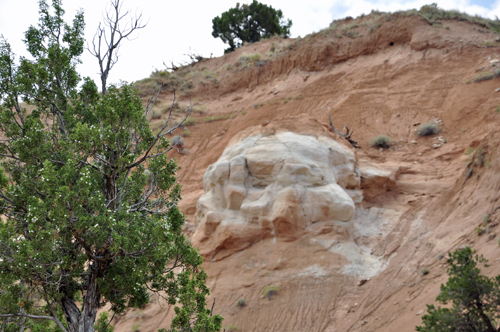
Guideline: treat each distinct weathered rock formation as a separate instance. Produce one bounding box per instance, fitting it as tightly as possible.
[192,131,363,259]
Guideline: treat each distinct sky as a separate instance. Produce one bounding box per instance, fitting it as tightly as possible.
[0,0,499,87]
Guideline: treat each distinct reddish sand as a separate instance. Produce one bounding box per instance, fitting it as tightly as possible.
[112,15,500,332]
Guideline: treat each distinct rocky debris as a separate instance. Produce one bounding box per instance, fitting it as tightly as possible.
[433,118,444,126]
[432,136,447,149]
[192,131,362,259]
[358,278,370,286]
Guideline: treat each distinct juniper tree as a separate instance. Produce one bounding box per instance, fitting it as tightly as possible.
[416,247,500,332]
[0,1,222,332]
[212,0,292,53]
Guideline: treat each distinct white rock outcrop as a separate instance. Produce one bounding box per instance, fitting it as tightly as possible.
[193,131,362,259]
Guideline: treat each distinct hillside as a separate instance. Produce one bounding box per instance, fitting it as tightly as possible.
[112,8,500,332]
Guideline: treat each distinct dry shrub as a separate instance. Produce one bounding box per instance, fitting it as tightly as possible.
[417,122,441,136]
[369,135,393,149]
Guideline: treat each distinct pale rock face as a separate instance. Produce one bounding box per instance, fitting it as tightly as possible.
[193,132,362,259]
[358,160,401,200]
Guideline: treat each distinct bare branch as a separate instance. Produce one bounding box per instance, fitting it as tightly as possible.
[327,114,359,149]
[0,313,68,332]
[88,0,147,94]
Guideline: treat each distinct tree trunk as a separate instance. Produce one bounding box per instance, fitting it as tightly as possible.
[61,270,99,332]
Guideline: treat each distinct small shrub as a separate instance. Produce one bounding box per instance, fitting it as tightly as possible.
[469,68,500,83]
[171,136,184,148]
[179,148,190,155]
[241,110,247,116]
[237,298,246,307]
[421,268,430,276]
[131,324,140,332]
[183,128,190,137]
[262,285,279,300]
[369,135,394,149]
[437,254,444,260]
[417,122,441,136]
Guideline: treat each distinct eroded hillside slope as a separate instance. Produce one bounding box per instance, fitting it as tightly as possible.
[112,12,500,332]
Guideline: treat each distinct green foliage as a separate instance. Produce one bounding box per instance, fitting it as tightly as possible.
[416,247,500,332]
[237,298,246,307]
[183,128,190,137]
[417,122,441,137]
[212,0,292,53]
[95,312,114,332]
[0,1,222,332]
[369,135,394,149]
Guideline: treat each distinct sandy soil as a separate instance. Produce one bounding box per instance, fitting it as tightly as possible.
[112,15,500,332]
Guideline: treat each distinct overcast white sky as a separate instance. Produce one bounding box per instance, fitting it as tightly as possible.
[0,0,499,87]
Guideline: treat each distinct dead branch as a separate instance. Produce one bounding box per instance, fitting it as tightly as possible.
[184,48,207,66]
[88,0,147,95]
[328,114,359,149]
[163,60,180,72]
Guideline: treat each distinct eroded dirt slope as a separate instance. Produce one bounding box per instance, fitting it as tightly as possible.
[113,14,500,332]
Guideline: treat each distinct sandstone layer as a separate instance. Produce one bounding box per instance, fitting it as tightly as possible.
[192,131,362,259]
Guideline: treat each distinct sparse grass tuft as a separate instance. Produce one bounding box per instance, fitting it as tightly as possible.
[225,324,240,332]
[421,268,430,276]
[183,128,190,137]
[203,114,231,123]
[239,53,263,68]
[237,298,246,307]
[183,117,197,126]
[417,122,441,137]
[369,135,394,149]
